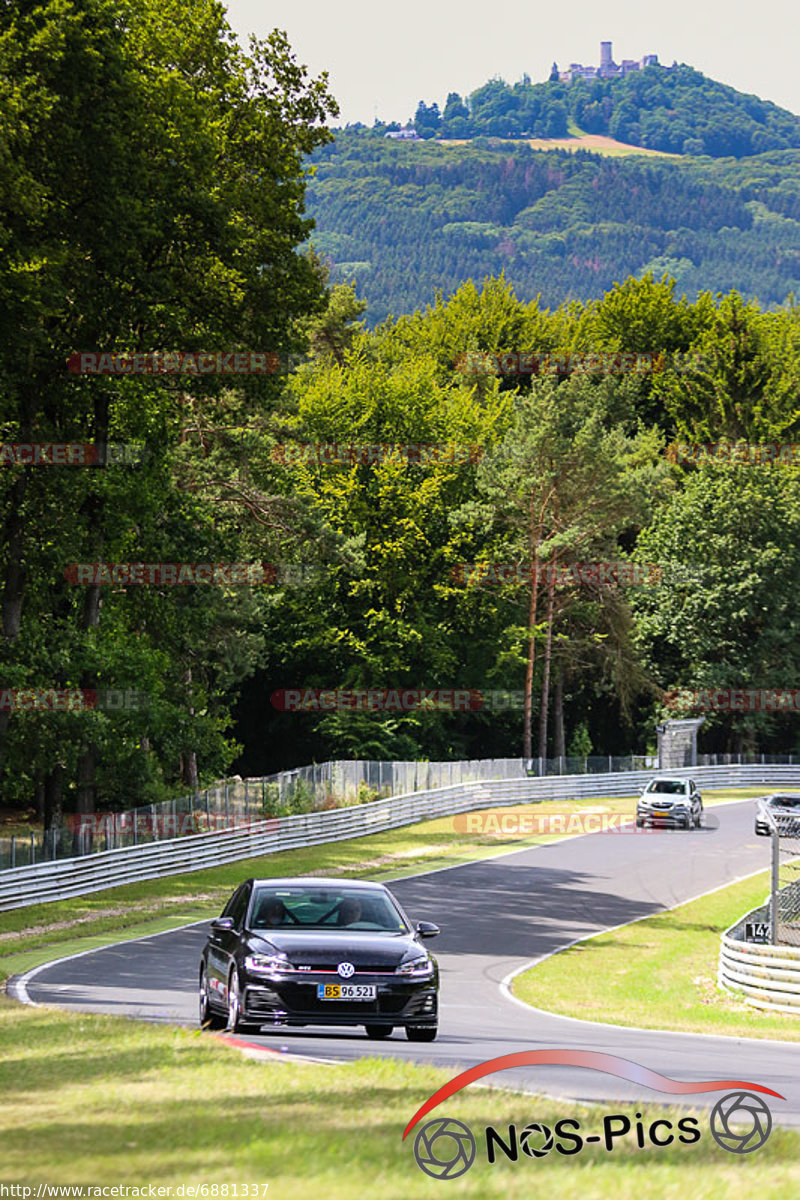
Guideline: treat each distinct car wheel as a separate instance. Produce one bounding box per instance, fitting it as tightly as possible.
[635,817,644,828]
[406,1025,437,1042]
[364,1024,393,1039]
[226,969,256,1035]
[694,810,702,828]
[199,967,225,1030]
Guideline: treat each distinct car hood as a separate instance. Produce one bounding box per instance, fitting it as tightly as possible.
[639,793,686,803]
[245,930,421,968]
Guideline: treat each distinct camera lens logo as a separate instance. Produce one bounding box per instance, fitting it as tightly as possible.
[519,1122,555,1157]
[710,1091,772,1153]
[413,1118,476,1179]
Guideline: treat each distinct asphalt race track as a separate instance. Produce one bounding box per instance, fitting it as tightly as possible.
[12,799,800,1125]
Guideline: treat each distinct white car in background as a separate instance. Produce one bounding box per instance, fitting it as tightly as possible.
[636,777,703,829]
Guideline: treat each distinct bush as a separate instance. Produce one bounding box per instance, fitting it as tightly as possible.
[357,781,381,806]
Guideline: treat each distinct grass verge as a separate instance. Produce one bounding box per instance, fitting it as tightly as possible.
[512,869,800,1041]
[1,996,798,1197]
[0,789,752,982]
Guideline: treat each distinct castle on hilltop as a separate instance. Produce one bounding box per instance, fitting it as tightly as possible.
[554,41,662,84]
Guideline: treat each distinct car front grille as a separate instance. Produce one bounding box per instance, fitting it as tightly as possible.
[280,986,411,1015]
[293,964,398,975]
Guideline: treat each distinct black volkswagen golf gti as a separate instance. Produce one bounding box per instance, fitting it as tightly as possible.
[199,877,440,1041]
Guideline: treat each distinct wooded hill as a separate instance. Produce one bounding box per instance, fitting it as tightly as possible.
[305,135,800,324]
[408,64,800,157]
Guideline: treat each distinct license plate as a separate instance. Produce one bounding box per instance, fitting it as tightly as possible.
[317,984,376,1000]
[653,810,669,815]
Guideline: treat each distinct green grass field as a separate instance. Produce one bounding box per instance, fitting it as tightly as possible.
[2,997,799,1197]
[511,869,800,1040]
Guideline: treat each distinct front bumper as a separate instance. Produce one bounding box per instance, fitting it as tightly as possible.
[637,806,691,827]
[240,972,438,1028]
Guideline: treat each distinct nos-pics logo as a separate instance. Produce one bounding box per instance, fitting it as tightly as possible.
[403,1050,782,1179]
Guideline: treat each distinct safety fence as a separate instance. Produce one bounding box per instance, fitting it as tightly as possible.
[0,755,657,871]
[2,762,798,911]
[4,751,797,872]
[773,811,800,947]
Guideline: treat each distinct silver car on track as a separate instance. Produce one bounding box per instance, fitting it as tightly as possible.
[636,777,703,829]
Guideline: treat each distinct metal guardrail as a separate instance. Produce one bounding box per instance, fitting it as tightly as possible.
[3,763,799,912]
[719,906,800,1013]
[0,755,656,871]
[5,752,796,872]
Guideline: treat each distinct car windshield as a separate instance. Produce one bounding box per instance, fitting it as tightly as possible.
[769,796,800,809]
[646,780,687,795]
[249,886,409,933]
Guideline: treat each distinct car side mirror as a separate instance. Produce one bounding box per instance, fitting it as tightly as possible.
[211,916,234,932]
[416,921,440,939]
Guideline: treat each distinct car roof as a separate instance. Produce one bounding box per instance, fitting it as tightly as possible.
[646,776,689,783]
[249,877,389,891]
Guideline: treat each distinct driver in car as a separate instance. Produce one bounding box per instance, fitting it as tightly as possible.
[258,897,289,927]
[337,897,362,926]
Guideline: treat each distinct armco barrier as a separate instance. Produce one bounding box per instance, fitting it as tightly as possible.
[2,764,797,911]
[719,902,800,1014]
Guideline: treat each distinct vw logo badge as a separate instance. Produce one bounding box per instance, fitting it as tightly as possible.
[337,961,355,978]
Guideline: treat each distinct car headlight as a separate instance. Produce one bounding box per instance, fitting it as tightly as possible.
[245,953,295,976]
[396,956,434,978]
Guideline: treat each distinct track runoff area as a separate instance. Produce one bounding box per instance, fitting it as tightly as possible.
[12,791,800,1133]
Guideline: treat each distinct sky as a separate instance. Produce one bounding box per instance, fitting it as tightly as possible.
[224,0,800,127]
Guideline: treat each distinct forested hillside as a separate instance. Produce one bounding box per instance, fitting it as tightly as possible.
[236,274,800,776]
[306,135,800,323]
[410,64,800,157]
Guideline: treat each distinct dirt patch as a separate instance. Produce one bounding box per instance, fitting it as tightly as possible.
[0,892,222,943]
[438,134,674,158]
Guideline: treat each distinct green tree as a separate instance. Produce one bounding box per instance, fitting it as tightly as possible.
[632,467,800,751]
[471,375,664,758]
[0,0,337,813]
